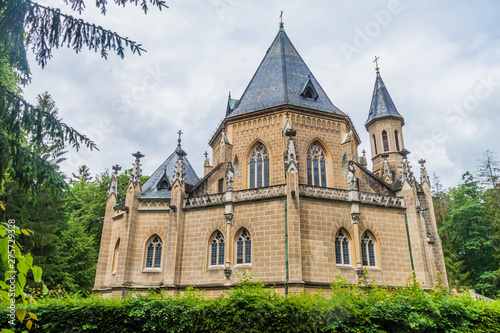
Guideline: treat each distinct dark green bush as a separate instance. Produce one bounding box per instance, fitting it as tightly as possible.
[1,277,499,332]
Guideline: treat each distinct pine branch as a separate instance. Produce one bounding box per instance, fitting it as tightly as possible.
[0,84,98,152]
[24,1,153,68]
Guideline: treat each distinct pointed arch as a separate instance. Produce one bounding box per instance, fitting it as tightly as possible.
[208,230,225,267]
[306,140,329,187]
[334,229,351,265]
[144,235,162,269]
[361,231,377,267]
[246,140,270,189]
[112,238,120,274]
[235,228,252,265]
[382,130,389,152]
[394,130,400,152]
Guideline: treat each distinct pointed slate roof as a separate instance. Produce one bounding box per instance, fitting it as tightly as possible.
[227,25,345,118]
[139,145,199,199]
[365,71,404,127]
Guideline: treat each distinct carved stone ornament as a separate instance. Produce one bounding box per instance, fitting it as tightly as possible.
[130,152,144,185]
[284,137,299,173]
[351,212,361,224]
[107,164,121,197]
[418,159,430,185]
[224,213,234,225]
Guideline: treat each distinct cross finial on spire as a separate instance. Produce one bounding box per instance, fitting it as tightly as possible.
[204,151,208,159]
[418,159,426,166]
[177,130,183,147]
[362,149,366,157]
[112,164,121,175]
[279,10,284,27]
[373,56,380,72]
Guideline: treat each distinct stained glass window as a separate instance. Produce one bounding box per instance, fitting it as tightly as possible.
[145,235,162,269]
[335,230,350,265]
[382,130,389,152]
[361,232,377,266]
[236,229,251,265]
[210,231,225,267]
[248,144,269,189]
[307,143,327,187]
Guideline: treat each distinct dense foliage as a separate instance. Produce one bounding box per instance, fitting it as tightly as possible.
[1,276,500,333]
[433,151,500,298]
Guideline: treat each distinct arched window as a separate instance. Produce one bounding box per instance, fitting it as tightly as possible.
[361,232,377,266]
[210,231,225,266]
[372,134,378,155]
[236,229,251,265]
[307,143,327,187]
[145,235,162,269]
[248,143,269,189]
[112,238,120,273]
[382,130,389,152]
[394,130,400,152]
[335,229,350,265]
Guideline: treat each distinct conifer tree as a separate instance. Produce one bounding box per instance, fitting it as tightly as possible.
[0,0,168,195]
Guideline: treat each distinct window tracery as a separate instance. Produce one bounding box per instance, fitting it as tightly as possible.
[145,235,162,269]
[210,231,225,266]
[307,143,327,187]
[249,144,269,188]
[335,229,350,265]
[236,229,251,265]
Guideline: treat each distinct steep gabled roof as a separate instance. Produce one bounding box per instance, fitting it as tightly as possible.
[139,145,199,199]
[365,71,404,128]
[227,25,345,118]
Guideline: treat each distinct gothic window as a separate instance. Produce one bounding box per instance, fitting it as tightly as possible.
[218,178,224,193]
[382,130,389,152]
[394,130,400,152]
[361,232,377,267]
[145,235,162,269]
[236,229,251,265]
[210,231,225,266]
[307,143,327,187]
[373,134,378,155]
[112,238,120,273]
[335,229,350,265]
[248,144,269,189]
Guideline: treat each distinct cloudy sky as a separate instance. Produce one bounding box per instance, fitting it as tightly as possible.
[25,0,500,189]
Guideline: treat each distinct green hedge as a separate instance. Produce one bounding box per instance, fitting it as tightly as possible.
[1,278,499,332]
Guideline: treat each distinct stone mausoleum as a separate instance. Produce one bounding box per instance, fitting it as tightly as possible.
[93,23,447,297]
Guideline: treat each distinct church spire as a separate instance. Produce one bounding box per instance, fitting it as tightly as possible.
[226,24,344,118]
[365,61,404,129]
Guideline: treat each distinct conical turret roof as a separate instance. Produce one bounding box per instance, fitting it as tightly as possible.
[365,71,404,127]
[139,144,199,199]
[227,25,345,117]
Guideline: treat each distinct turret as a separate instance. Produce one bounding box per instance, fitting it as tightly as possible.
[365,62,405,181]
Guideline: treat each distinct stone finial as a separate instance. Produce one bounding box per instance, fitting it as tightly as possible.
[284,136,299,174]
[381,153,392,182]
[359,149,368,167]
[399,149,415,186]
[283,116,298,174]
[173,149,187,184]
[107,164,121,197]
[418,159,430,185]
[130,152,144,185]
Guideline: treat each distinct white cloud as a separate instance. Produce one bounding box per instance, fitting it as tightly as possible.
[23,0,500,189]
